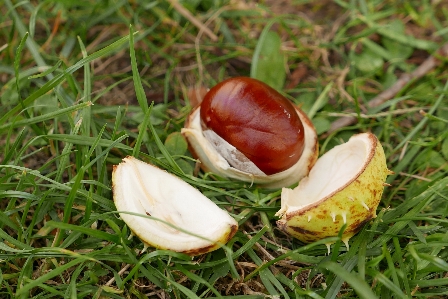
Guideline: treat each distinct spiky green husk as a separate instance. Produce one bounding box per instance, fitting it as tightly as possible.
[277,133,391,246]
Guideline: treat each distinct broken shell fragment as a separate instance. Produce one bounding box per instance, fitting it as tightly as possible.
[112,156,238,255]
[276,133,391,246]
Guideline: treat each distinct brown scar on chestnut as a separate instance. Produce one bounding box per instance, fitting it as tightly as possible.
[348,216,373,233]
[287,226,318,235]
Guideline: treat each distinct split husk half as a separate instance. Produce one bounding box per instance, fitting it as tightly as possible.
[276,133,392,247]
[112,156,238,256]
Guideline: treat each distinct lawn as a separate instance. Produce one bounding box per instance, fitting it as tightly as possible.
[1,0,448,298]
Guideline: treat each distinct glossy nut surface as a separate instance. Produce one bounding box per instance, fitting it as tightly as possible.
[200,77,305,175]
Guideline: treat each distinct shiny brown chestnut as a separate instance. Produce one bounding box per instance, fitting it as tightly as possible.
[182,77,318,188]
[200,77,305,175]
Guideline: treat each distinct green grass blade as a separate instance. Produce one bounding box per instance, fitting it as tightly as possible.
[15,258,86,297]
[308,82,333,120]
[417,253,448,271]
[244,236,338,281]
[43,221,120,243]
[28,61,62,79]
[5,0,47,67]
[128,25,148,113]
[319,261,378,299]
[144,104,185,175]
[366,269,409,299]
[393,80,448,152]
[175,264,223,298]
[0,33,133,125]
[250,19,277,80]
[132,105,153,157]
[45,134,132,151]
[77,36,92,138]
[14,31,28,100]
[1,127,26,165]
[0,101,91,132]
[0,228,32,250]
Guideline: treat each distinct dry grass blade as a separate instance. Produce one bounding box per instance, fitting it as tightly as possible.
[167,0,218,41]
[329,42,448,133]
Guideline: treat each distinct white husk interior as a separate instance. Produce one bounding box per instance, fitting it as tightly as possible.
[279,134,372,213]
[202,129,265,176]
[113,157,237,252]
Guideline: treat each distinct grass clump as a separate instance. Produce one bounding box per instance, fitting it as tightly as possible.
[1,0,448,298]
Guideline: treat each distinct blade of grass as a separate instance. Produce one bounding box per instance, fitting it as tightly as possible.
[144,103,185,175]
[132,105,153,157]
[409,278,448,288]
[65,263,86,299]
[5,0,47,68]
[187,226,269,270]
[324,256,358,299]
[28,61,62,79]
[49,130,125,245]
[368,192,437,249]
[0,101,91,132]
[365,269,409,299]
[45,134,132,151]
[44,221,120,244]
[16,256,34,299]
[0,210,20,231]
[129,25,148,113]
[358,14,438,51]
[15,258,86,297]
[77,36,92,138]
[13,31,45,138]
[244,236,338,281]
[250,18,277,79]
[319,261,378,299]
[382,244,402,293]
[0,33,133,126]
[416,253,448,271]
[392,237,412,296]
[393,80,448,152]
[1,127,26,165]
[120,250,189,288]
[128,26,184,174]
[0,227,32,250]
[55,118,83,184]
[246,247,289,298]
[0,164,116,211]
[308,82,333,120]
[175,264,223,298]
[382,176,448,225]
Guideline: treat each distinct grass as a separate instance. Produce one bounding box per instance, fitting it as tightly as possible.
[1,0,448,298]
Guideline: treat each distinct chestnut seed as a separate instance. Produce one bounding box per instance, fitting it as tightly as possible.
[200,77,305,175]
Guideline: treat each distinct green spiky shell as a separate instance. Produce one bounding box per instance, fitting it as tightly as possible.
[277,133,391,244]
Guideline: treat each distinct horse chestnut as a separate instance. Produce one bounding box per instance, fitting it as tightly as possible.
[182,77,318,188]
[200,77,305,175]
